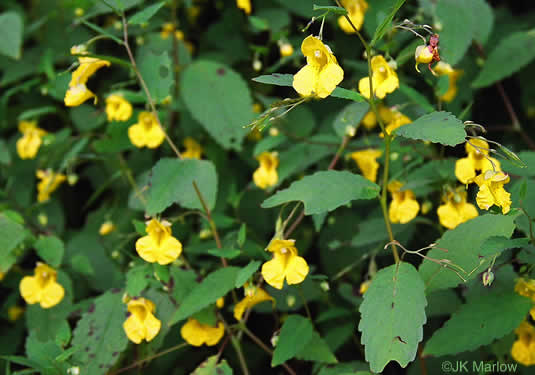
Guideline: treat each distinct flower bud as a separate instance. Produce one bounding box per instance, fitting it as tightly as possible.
[37,213,48,226]
[286,295,296,307]
[414,45,433,73]
[253,59,262,71]
[482,269,494,286]
[269,127,279,136]
[320,281,330,292]
[421,201,432,214]
[279,42,294,58]
[74,8,84,17]
[345,125,356,137]
[67,174,78,186]
[359,280,371,295]
[271,333,279,347]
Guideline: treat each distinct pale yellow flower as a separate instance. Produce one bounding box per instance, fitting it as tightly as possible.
[123,298,161,344]
[19,262,65,309]
[182,137,202,159]
[338,0,368,33]
[511,321,535,366]
[16,120,47,159]
[128,112,165,149]
[135,219,183,265]
[64,84,97,107]
[234,284,274,320]
[515,278,535,301]
[64,50,110,107]
[471,170,511,214]
[99,221,116,236]
[455,139,500,184]
[414,45,434,73]
[105,95,133,122]
[279,42,294,57]
[388,180,419,224]
[434,62,463,102]
[293,35,344,99]
[253,151,279,189]
[383,110,411,136]
[350,149,382,183]
[261,239,309,290]
[36,169,66,203]
[181,318,225,346]
[437,189,478,229]
[358,55,399,99]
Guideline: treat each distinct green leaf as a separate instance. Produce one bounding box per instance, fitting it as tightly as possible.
[398,84,435,113]
[34,236,64,268]
[358,262,427,373]
[502,151,535,177]
[128,2,165,24]
[235,260,261,288]
[472,30,535,88]
[206,248,241,259]
[313,5,347,15]
[181,60,253,150]
[25,332,67,375]
[0,12,23,59]
[394,111,467,146]
[331,87,365,102]
[332,102,369,138]
[424,292,531,356]
[272,315,314,366]
[71,291,129,375]
[419,214,517,293]
[126,264,151,296]
[468,0,494,45]
[262,170,380,215]
[252,73,293,86]
[146,158,218,215]
[0,213,28,268]
[18,106,58,121]
[435,0,473,65]
[191,355,233,375]
[136,47,174,102]
[238,223,247,247]
[169,267,240,325]
[371,0,407,46]
[296,331,338,364]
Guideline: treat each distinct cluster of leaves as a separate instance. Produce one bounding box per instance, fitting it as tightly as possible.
[1,0,535,374]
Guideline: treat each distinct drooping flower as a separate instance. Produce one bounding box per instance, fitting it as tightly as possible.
[128,112,165,149]
[350,149,382,183]
[388,180,420,224]
[123,298,161,344]
[455,139,501,184]
[64,84,97,107]
[261,239,309,290]
[511,321,535,366]
[182,137,202,159]
[236,0,251,14]
[105,95,133,122]
[414,45,434,73]
[434,62,463,102]
[253,151,279,189]
[293,35,344,99]
[471,170,511,214]
[16,120,47,160]
[338,0,368,33]
[437,189,478,229]
[36,169,67,203]
[358,55,399,99]
[383,110,411,136]
[135,219,183,265]
[234,284,274,320]
[99,221,116,236]
[279,42,294,58]
[19,262,65,309]
[360,105,393,131]
[181,318,225,346]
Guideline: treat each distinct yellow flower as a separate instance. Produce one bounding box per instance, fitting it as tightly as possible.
[181,318,225,346]
[123,298,161,344]
[388,180,420,224]
[279,42,294,58]
[261,239,309,290]
[414,45,434,73]
[182,137,202,159]
[128,112,165,149]
[472,170,511,214]
[455,139,501,184]
[350,149,382,183]
[359,280,371,295]
[16,120,47,159]
[437,189,478,229]
[36,169,66,203]
[360,105,393,131]
[216,297,225,309]
[135,219,183,265]
[8,306,25,322]
[511,321,535,366]
[293,35,344,99]
[234,284,274,320]
[515,278,535,301]
[338,0,368,33]
[160,23,174,39]
[358,55,399,99]
[236,0,251,14]
[64,84,98,107]
[531,306,535,321]
[383,110,411,136]
[253,151,279,189]
[99,221,116,236]
[105,95,133,122]
[434,62,463,102]
[19,262,65,309]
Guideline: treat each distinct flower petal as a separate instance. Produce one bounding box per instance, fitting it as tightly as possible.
[136,236,158,263]
[293,65,318,97]
[123,315,145,344]
[40,281,65,309]
[316,62,344,98]
[284,255,309,285]
[455,157,476,184]
[261,258,285,290]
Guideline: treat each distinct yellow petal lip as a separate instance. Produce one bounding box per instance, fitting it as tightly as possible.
[128,112,165,149]
[261,239,309,290]
[253,151,279,189]
[388,181,419,224]
[105,95,133,122]
[358,55,399,99]
[233,286,274,321]
[19,262,65,309]
[135,219,183,265]
[181,318,225,346]
[123,297,161,344]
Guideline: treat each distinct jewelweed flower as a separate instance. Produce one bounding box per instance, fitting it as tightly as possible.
[338,0,368,33]
[64,84,97,107]
[261,239,309,290]
[361,105,393,131]
[105,95,133,122]
[216,297,225,309]
[388,180,420,224]
[414,45,434,73]
[383,110,411,136]
[160,23,184,40]
[437,189,478,229]
[99,221,116,236]
[279,42,294,57]
[136,219,183,265]
[515,278,535,301]
[234,284,274,320]
[181,318,225,346]
[182,137,202,159]
[36,169,66,203]
[236,0,251,14]
[292,35,344,99]
[358,55,399,99]
[455,139,501,184]
[511,321,535,366]
[350,149,382,183]
[8,306,24,322]
[123,298,161,344]
[253,151,279,189]
[472,170,511,214]
[19,262,65,309]
[434,62,463,102]
[128,112,165,149]
[16,120,47,160]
